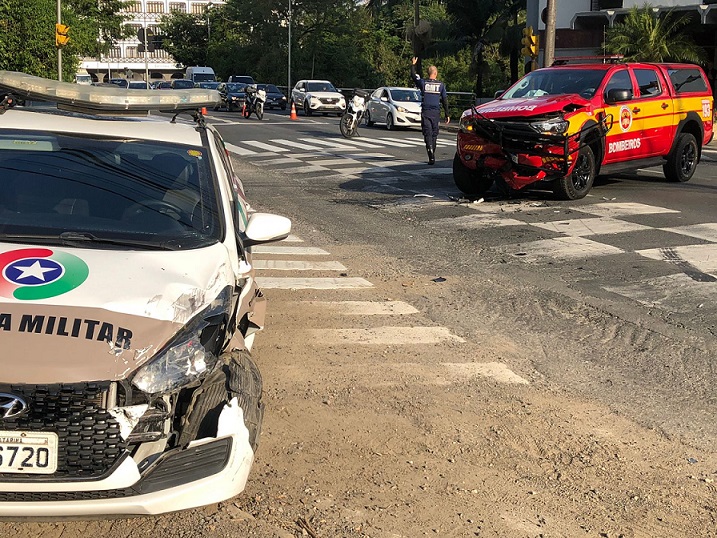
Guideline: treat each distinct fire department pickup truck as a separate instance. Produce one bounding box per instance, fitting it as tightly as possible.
[454,59,714,200]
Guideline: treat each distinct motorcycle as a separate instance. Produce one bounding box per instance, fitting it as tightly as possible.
[340,89,369,138]
[243,84,266,120]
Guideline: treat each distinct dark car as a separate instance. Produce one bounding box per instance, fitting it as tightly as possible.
[107,78,129,89]
[170,79,195,90]
[128,81,151,90]
[155,81,172,90]
[228,75,255,85]
[196,81,220,90]
[215,82,247,112]
[257,83,287,110]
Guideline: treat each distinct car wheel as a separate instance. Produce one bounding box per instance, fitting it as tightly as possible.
[453,153,493,196]
[664,132,698,182]
[553,145,596,200]
[365,109,375,127]
[386,113,395,131]
[304,101,313,116]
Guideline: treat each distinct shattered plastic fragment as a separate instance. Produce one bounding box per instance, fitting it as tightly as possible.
[432,277,447,283]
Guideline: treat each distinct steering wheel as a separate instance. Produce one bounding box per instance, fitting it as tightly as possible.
[124,199,184,221]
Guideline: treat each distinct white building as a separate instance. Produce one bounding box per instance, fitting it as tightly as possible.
[80,0,223,83]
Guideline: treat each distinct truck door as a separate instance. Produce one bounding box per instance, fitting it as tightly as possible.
[632,67,674,157]
[602,68,643,164]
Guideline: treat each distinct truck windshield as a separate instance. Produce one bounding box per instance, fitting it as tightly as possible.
[0,131,222,250]
[501,69,608,100]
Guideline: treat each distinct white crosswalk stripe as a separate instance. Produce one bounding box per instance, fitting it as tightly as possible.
[299,138,358,151]
[224,142,257,156]
[242,140,289,152]
[271,138,321,151]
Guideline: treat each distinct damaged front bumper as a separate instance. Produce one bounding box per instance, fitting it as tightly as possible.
[0,352,263,517]
[457,115,607,190]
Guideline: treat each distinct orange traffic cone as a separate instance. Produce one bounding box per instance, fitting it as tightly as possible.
[200,107,207,115]
[242,103,246,116]
[290,101,298,120]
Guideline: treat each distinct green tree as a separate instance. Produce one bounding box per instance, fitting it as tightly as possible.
[0,0,130,80]
[159,11,213,68]
[603,3,705,63]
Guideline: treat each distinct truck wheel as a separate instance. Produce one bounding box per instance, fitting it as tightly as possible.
[553,145,596,200]
[664,133,698,183]
[453,153,493,196]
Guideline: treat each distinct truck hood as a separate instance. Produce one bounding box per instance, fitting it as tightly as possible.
[473,94,590,119]
[0,242,235,384]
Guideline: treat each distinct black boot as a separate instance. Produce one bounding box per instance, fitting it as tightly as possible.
[427,146,435,165]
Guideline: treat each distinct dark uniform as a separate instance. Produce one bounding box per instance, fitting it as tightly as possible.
[411,64,449,164]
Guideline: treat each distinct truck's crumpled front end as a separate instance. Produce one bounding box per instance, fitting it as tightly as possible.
[457,110,601,191]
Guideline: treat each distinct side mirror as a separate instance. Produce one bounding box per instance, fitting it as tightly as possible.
[299,88,306,93]
[494,90,505,99]
[605,88,632,104]
[240,212,292,247]
[380,96,388,102]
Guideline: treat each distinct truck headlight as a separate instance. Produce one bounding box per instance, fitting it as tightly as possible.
[459,115,477,134]
[530,118,569,135]
[132,287,233,394]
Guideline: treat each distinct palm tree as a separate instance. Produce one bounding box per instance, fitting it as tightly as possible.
[603,3,705,64]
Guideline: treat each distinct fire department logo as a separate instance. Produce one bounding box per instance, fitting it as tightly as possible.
[0,248,89,300]
[619,105,632,132]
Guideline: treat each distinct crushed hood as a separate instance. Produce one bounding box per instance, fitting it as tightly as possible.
[473,94,590,119]
[0,242,234,384]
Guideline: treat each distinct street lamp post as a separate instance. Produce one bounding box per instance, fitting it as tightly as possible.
[57,0,62,81]
[207,2,213,44]
[287,0,291,95]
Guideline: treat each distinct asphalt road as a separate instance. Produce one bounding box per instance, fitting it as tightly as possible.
[209,106,717,444]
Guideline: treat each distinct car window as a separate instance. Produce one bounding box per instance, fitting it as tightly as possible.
[266,85,279,93]
[0,131,222,249]
[603,69,633,99]
[226,83,246,92]
[172,79,195,90]
[502,69,607,99]
[668,68,709,94]
[371,88,382,99]
[634,68,662,98]
[390,89,421,102]
[307,82,336,92]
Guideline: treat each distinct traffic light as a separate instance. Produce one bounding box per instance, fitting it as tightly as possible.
[55,23,70,48]
[521,26,539,59]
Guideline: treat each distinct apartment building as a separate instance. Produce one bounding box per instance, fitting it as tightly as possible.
[80,0,223,83]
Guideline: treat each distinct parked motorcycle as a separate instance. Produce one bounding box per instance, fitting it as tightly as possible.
[243,84,266,120]
[340,89,369,138]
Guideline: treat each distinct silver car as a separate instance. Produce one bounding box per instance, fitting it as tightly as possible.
[365,86,422,130]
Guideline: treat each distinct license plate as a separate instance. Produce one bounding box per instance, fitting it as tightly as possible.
[0,430,58,474]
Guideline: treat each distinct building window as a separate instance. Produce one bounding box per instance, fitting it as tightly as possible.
[126,46,139,58]
[169,2,185,12]
[190,3,206,14]
[147,2,164,13]
[108,47,122,58]
[123,1,142,12]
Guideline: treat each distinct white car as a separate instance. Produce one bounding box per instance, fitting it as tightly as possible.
[0,72,291,516]
[291,79,346,116]
[365,86,422,130]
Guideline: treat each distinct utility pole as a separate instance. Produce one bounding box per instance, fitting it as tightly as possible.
[544,0,557,67]
[57,0,62,81]
[288,0,291,94]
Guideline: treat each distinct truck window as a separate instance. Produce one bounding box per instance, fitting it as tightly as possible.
[668,68,709,94]
[603,70,632,100]
[634,69,662,98]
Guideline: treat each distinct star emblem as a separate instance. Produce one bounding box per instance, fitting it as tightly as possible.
[12,260,60,282]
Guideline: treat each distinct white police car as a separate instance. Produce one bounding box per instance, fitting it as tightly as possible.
[0,71,290,516]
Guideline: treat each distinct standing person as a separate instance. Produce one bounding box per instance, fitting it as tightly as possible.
[411,57,450,165]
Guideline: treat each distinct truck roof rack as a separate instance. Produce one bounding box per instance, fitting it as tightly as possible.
[0,71,220,115]
[552,55,624,66]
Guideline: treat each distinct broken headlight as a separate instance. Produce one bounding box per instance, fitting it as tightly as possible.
[530,117,569,135]
[459,115,477,134]
[132,287,233,394]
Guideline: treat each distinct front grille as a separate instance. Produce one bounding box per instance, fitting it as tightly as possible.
[319,97,338,104]
[0,383,127,480]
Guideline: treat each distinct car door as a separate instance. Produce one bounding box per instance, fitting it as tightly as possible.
[368,88,382,119]
[632,66,674,157]
[292,81,305,107]
[600,68,643,165]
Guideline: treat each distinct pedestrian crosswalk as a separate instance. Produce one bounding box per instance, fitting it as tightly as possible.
[251,234,530,386]
[421,200,717,315]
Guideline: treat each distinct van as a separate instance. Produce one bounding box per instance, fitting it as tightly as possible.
[185,66,216,83]
[74,70,92,85]
[228,75,255,85]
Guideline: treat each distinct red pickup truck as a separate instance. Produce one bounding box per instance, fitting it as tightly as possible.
[454,60,714,200]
